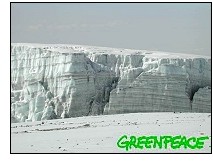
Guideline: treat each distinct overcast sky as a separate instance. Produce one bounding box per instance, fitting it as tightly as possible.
[11,3,211,56]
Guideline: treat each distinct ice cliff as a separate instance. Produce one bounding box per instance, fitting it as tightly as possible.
[11,43,211,122]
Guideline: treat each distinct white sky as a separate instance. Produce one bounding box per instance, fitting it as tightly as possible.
[11,3,211,56]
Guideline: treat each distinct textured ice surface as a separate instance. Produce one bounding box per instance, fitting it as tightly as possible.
[11,43,211,122]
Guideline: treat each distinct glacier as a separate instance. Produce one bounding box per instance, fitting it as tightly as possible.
[11,43,211,123]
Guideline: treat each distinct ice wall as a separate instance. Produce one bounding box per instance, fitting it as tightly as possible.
[11,44,211,122]
[11,44,116,122]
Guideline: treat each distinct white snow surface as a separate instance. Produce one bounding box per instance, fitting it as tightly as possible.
[11,112,211,153]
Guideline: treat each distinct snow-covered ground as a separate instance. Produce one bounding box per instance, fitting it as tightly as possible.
[11,112,211,153]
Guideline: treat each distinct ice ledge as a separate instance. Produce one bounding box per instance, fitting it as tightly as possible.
[11,43,210,59]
